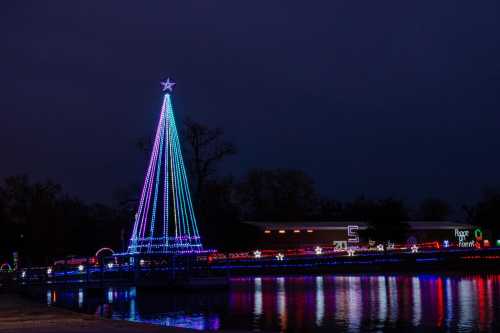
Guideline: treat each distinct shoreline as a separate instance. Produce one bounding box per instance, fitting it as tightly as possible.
[0,293,222,333]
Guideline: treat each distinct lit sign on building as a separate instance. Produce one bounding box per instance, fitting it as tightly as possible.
[454,229,475,247]
[347,225,359,244]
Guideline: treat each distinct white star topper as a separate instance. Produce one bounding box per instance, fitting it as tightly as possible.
[160,78,176,92]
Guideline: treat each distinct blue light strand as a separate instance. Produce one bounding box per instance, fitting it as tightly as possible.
[147,105,166,252]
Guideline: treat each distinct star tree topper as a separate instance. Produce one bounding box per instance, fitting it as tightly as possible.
[160,78,176,92]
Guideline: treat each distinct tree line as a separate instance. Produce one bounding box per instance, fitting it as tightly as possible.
[1,119,499,264]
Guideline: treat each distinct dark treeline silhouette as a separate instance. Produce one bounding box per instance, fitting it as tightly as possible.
[0,175,129,266]
[2,120,500,264]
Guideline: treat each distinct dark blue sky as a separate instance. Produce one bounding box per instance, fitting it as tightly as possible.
[1,1,499,205]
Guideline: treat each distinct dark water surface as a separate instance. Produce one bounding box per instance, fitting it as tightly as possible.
[45,274,500,332]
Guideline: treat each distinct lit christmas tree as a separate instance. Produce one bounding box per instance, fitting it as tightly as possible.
[128,79,203,254]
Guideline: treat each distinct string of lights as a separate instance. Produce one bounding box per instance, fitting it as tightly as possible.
[128,80,203,254]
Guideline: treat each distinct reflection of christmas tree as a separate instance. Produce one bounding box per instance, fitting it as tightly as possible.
[128,79,203,254]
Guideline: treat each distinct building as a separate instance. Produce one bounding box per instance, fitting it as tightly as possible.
[244,221,478,249]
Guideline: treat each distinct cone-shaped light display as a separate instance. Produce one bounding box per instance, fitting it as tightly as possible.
[128,86,202,254]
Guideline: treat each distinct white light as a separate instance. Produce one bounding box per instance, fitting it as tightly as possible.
[253,250,262,259]
[347,248,355,256]
[78,265,84,272]
[315,246,323,255]
[377,244,384,252]
[276,253,284,261]
[443,240,449,248]
[139,259,145,266]
[47,267,52,275]
[21,271,26,278]
[411,245,419,253]
[107,263,114,269]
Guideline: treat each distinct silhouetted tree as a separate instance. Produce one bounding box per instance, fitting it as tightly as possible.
[417,198,450,221]
[0,175,129,265]
[341,196,376,221]
[362,198,410,243]
[465,187,500,240]
[238,169,318,221]
[183,117,236,204]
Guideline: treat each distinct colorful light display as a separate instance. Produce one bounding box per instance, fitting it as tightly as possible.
[128,80,203,254]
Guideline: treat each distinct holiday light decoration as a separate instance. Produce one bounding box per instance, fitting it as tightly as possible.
[411,244,419,253]
[253,250,262,259]
[128,79,203,254]
[0,263,12,272]
[315,246,323,255]
[276,253,285,261]
[377,244,384,252]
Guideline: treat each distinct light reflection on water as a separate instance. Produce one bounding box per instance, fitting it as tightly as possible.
[46,274,500,332]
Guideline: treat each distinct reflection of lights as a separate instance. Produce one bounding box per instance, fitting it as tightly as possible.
[46,290,52,305]
[277,277,287,331]
[443,240,449,248]
[377,244,384,252]
[47,267,52,275]
[276,253,285,261]
[412,277,421,327]
[78,265,84,272]
[78,289,84,308]
[139,259,145,266]
[388,277,398,323]
[378,276,387,323]
[347,248,355,256]
[411,245,419,253]
[347,276,361,331]
[315,246,323,255]
[107,288,114,303]
[253,250,262,259]
[21,271,26,278]
[107,263,114,269]
[254,277,263,318]
[458,279,474,329]
[315,276,325,327]
[445,278,453,327]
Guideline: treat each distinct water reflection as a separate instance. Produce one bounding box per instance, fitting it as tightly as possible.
[254,277,262,319]
[315,276,324,327]
[276,277,287,331]
[78,288,84,309]
[412,277,421,327]
[46,274,500,332]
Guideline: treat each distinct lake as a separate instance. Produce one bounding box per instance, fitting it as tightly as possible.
[45,274,500,332]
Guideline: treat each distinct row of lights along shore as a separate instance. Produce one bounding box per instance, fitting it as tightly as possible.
[265,229,314,234]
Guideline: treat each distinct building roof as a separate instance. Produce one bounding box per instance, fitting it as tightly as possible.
[243,221,475,231]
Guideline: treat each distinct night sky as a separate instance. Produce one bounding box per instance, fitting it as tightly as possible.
[1,1,499,205]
